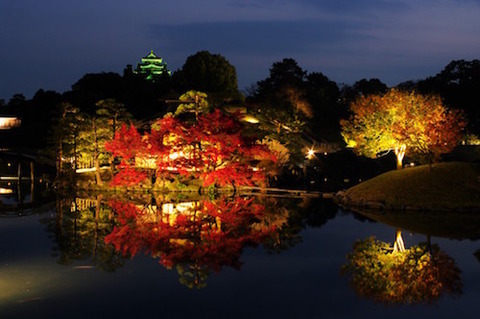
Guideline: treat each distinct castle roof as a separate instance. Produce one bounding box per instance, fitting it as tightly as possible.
[134,50,171,79]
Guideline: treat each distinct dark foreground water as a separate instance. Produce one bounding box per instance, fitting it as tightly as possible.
[1,194,479,319]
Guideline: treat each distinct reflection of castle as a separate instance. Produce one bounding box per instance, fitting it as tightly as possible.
[134,50,171,81]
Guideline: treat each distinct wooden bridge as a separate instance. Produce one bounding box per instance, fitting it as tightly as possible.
[237,186,333,199]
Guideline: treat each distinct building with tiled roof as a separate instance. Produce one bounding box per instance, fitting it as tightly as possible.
[134,50,171,81]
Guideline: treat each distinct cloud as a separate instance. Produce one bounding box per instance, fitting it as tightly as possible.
[146,3,480,88]
[1,0,479,99]
[149,20,365,55]
[148,19,373,87]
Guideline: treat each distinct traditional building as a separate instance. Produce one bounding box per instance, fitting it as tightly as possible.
[134,50,171,81]
[0,116,21,129]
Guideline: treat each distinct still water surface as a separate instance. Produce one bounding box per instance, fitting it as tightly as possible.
[1,193,479,319]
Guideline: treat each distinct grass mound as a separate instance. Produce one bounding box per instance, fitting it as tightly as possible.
[335,162,480,211]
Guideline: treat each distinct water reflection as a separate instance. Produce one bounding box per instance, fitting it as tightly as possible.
[343,210,467,305]
[0,152,54,215]
[106,196,285,288]
[350,208,480,240]
[5,192,480,317]
[49,194,124,271]
[0,180,53,216]
[45,193,337,289]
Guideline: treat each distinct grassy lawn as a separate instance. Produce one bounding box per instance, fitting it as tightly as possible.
[336,162,480,211]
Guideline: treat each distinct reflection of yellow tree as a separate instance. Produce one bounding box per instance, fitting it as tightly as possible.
[342,236,462,304]
[49,195,124,272]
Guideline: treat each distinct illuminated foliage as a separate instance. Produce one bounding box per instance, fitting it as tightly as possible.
[95,98,132,140]
[257,137,290,177]
[104,124,152,187]
[52,102,82,174]
[104,196,279,288]
[134,50,171,81]
[105,101,276,188]
[342,236,462,304]
[249,58,312,161]
[174,90,210,119]
[407,103,465,164]
[341,89,465,169]
[48,195,124,272]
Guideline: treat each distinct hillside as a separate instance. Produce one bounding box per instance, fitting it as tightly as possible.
[334,162,480,211]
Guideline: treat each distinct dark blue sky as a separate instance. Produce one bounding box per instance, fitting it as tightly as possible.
[1,0,479,101]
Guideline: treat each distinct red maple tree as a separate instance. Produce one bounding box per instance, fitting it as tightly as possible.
[106,108,276,188]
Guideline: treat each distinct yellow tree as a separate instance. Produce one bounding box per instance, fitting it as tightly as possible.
[405,98,465,165]
[341,89,465,169]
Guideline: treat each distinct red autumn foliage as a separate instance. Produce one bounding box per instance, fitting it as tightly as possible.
[110,164,149,187]
[104,196,277,273]
[105,108,276,188]
[105,124,144,161]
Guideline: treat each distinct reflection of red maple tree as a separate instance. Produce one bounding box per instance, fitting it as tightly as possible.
[105,109,275,188]
[104,196,277,274]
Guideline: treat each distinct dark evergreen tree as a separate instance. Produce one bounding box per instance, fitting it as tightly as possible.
[418,59,480,134]
[173,50,241,106]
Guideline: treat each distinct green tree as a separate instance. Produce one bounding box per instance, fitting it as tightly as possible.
[248,58,312,162]
[418,59,480,135]
[7,93,26,106]
[95,98,132,140]
[173,51,241,105]
[305,72,343,142]
[47,195,124,272]
[174,90,210,120]
[72,99,133,185]
[95,98,132,174]
[353,78,388,97]
[51,102,83,177]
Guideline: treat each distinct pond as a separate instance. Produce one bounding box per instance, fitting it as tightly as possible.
[1,190,479,319]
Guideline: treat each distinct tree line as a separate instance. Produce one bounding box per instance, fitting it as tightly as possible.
[1,51,478,178]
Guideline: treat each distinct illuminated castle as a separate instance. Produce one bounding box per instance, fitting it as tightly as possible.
[134,50,171,81]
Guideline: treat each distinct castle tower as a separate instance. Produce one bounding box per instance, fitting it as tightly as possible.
[134,50,171,81]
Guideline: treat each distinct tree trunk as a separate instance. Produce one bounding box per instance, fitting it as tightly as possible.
[30,161,34,200]
[73,132,77,172]
[110,115,117,175]
[393,229,406,252]
[93,194,103,262]
[394,144,406,170]
[17,160,21,182]
[93,118,103,186]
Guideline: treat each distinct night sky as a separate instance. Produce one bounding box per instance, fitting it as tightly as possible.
[1,0,479,101]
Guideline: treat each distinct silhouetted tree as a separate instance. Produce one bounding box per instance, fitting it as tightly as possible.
[67,72,124,114]
[353,78,388,96]
[248,58,311,162]
[18,90,63,149]
[418,59,480,134]
[8,93,26,106]
[305,72,343,142]
[173,51,241,106]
